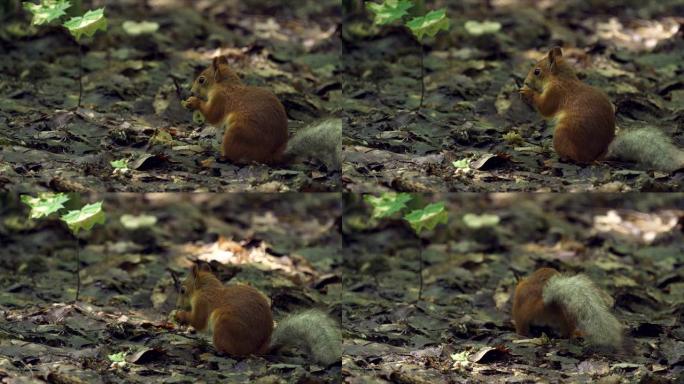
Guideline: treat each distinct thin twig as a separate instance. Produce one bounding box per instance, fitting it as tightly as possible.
[77,42,83,107]
[167,268,181,293]
[417,235,423,301]
[418,42,425,110]
[170,75,183,101]
[74,234,81,302]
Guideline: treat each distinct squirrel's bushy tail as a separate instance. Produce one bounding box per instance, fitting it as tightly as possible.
[284,118,341,171]
[608,128,684,172]
[269,309,341,366]
[543,274,623,349]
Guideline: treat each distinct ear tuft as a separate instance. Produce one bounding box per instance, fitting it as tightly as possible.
[212,57,229,81]
[212,56,229,68]
[548,46,563,65]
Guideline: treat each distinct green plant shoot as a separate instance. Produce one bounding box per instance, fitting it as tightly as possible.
[366,0,413,25]
[364,192,413,219]
[23,0,71,25]
[23,1,107,107]
[403,202,448,234]
[60,201,106,234]
[365,193,448,302]
[63,7,107,40]
[21,193,70,219]
[365,0,450,109]
[405,9,450,41]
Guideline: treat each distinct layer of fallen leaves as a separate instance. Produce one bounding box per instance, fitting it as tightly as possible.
[0,0,340,192]
[342,1,684,192]
[0,192,342,383]
[341,193,684,383]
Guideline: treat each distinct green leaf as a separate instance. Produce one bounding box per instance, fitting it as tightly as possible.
[462,213,500,229]
[451,350,470,363]
[364,193,413,219]
[63,8,107,41]
[406,8,450,41]
[20,193,70,219]
[192,110,205,124]
[404,202,448,234]
[110,159,129,170]
[366,0,413,25]
[108,351,126,363]
[60,201,106,234]
[452,158,470,169]
[23,0,71,25]
[122,20,159,35]
[464,20,501,36]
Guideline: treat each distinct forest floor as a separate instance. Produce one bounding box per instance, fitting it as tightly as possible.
[342,1,684,192]
[0,193,341,383]
[0,0,340,192]
[342,194,684,383]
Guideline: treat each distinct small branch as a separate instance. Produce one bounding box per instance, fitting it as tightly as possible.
[170,75,183,101]
[167,268,181,293]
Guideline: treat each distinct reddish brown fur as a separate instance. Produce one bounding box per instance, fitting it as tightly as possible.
[175,264,273,356]
[520,47,615,164]
[184,56,288,164]
[512,268,579,339]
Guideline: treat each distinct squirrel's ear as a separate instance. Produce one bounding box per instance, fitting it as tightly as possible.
[198,262,212,273]
[548,46,563,68]
[211,56,228,81]
[191,262,212,277]
[212,60,221,82]
[212,56,228,67]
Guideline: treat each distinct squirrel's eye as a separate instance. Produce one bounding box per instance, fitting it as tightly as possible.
[180,286,187,294]
[534,68,541,76]
[198,76,206,85]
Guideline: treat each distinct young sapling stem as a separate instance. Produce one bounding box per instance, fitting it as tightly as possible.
[74,234,81,301]
[77,42,83,107]
[418,42,425,109]
[417,235,424,301]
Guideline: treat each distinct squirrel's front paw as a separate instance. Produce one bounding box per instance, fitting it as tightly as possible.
[174,310,191,324]
[519,86,535,105]
[183,96,201,110]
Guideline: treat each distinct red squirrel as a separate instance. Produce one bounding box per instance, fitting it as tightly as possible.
[519,47,684,172]
[182,56,341,169]
[512,268,623,349]
[173,262,341,365]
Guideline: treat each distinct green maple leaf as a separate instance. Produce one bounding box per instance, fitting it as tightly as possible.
[406,8,450,41]
[366,0,413,25]
[63,8,107,41]
[364,193,413,219]
[404,202,448,234]
[23,0,71,25]
[60,201,106,234]
[20,193,70,219]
